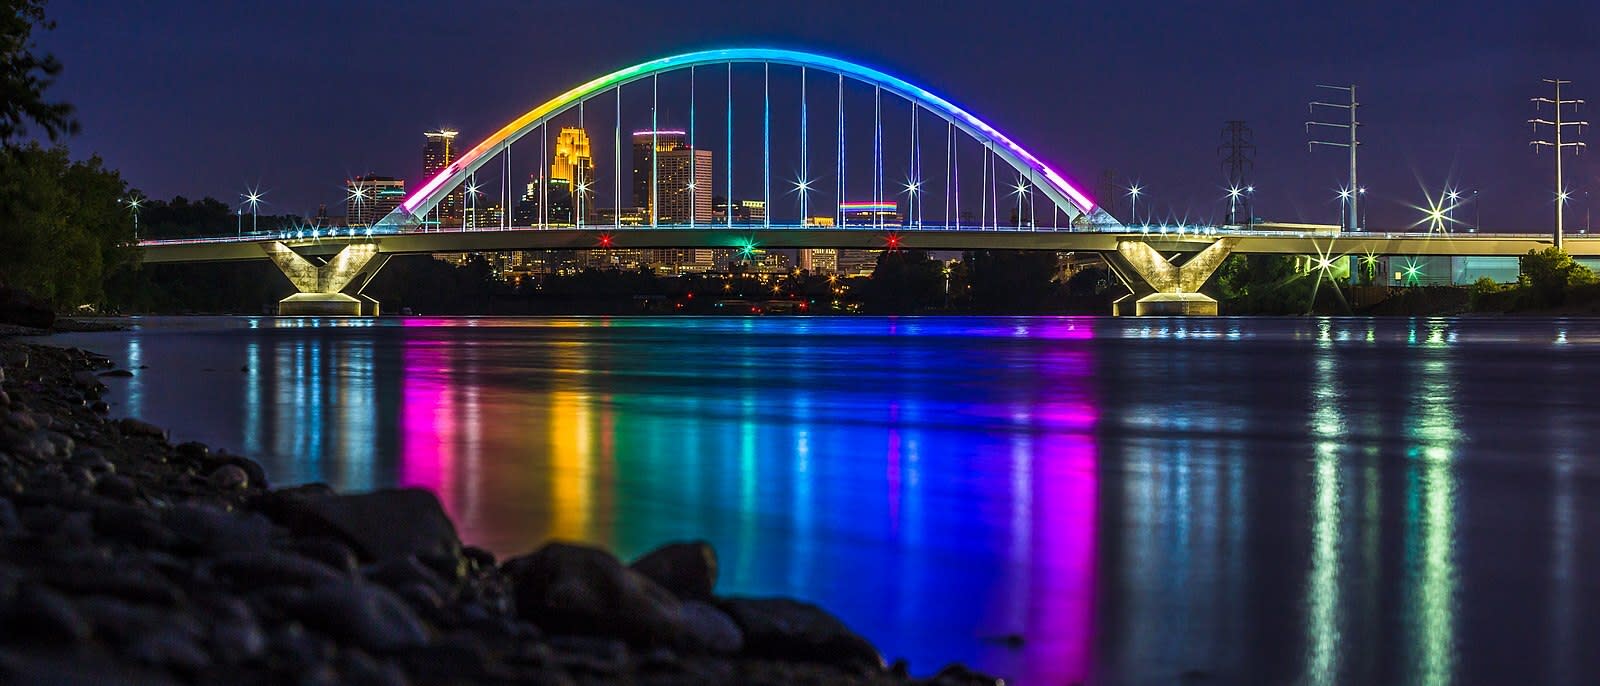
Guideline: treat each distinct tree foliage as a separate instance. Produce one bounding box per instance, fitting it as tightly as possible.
[0,0,76,144]
[1517,247,1597,307]
[0,144,131,305]
[962,250,1060,313]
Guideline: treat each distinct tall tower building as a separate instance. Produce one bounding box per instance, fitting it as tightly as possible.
[423,129,462,227]
[632,130,687,220]
[655,148,714,224]
[346,175,405,226]
[551,127,596,223]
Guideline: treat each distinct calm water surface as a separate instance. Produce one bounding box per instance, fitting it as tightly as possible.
[49,316,1600,685]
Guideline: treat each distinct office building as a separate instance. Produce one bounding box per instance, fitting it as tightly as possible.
[346,175,405,226]
[655,148,714,224]
[632,130,687,220]
[423,130,462,226]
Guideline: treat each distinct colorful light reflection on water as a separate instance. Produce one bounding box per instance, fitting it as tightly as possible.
[51,316,1600,685]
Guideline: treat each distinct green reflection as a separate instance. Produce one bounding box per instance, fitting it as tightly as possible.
[1304,337,1343,686]
[1405,351,1458,686]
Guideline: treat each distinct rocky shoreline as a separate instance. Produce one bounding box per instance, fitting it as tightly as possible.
[0,339,1000,685]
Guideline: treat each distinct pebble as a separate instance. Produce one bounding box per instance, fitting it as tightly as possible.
[288,580,430,653]
[631,540,718,602]
[206,464,248,490]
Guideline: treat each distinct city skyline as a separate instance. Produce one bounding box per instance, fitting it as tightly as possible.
[36,2,1600,231]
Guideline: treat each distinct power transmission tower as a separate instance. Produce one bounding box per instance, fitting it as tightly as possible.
[1307,84,1360,231]
[1219,121,1255,224]
[1530,78,1586,248]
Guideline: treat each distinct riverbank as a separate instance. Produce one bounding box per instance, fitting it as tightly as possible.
[0,338,998,685]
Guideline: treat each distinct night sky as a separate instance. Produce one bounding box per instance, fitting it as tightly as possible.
[36,0,1600,232]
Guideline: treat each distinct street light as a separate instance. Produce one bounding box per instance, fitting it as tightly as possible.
[1447,188,1460,229]
[1338,187,1352,229]
[243,188,263,235]
[1127,184,1143,225]
[1226,185,1243,226]
[122,196,142,241]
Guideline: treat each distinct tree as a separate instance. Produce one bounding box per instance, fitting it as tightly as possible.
[864,250,945,313]
[963,250,1061,313]
[0,144,132,306]
[0,0,76,144]
[1518,247,1596,307]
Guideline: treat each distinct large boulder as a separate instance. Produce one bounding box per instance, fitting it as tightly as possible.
[716,597,883,671]
[268,488,461,564]
[0,285,53,330]
[502,541,682,647]
[628,540,717,602]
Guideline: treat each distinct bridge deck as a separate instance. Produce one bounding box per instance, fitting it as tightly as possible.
[135,224,1600,264]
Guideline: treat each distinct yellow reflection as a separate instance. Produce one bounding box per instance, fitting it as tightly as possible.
[548,389,593,540]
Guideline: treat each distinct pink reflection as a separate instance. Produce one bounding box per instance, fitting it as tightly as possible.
[400,336,458,516]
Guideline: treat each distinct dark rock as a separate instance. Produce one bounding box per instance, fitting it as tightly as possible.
[923,663,1006,686]
[339,648,411,686]
[365,555,451,598]
[124,626,211,671]
[165,503,274,554]
[502,541,683,647]
[206,464,249,490]
[199,595,267,663]
[0,498,19,536]
[98,369,134,378]
[89,400,109,414]
[269,622,336,670]
[174,442,208,462]
[288,538,360,575]
[44,561,185,606]
[547,634,630,675]
[0,648,180,686]
[273,488,461,564]
[462,545,496,569]
[70,371,104,391]
[5,583,91,643]
[93,503,177,549]
[209,550,347,588]
[630,540,718,601]
[95,474,140,500]
[287,580,430,653]
[716,597,882,671]
[116,418,166,440]
[676,600,743,654]
[0,285,54,330]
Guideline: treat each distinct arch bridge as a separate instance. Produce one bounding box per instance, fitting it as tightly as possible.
[138,48,1588,315]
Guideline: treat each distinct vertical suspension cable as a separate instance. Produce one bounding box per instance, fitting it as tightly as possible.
[836,73,844,227]
[943,120,951,230]
[727,63,733,230]
[873,85,881,230]
[910,104,919,228]
[614,87,621,230]
[502,142,510,231]
[690,66,696,229]
[979,142,988,230]
[585,98,592,227]
[953,125,960,229]
[651,74,658,228]
[541,124,548,229]
[800,66,807,225]
[1029,169,1036,230]
[763,62,770,230]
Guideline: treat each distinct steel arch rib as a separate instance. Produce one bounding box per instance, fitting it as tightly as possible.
[385,48,1103,228]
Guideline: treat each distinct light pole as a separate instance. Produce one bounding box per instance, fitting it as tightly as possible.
[244,190,262,234]
[1338,188,1351,229]
[1474,190,1481,232]
[122,196,142,241]
[1227,185,1243,226]
[1245,185,1255,228]
[1127,184,1142,226]
[1308,84,1360,231]
[1447,188,1459,230]
[1359,187,1367,230]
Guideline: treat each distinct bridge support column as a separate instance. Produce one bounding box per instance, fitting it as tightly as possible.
[263,242,389,316]
[1103,238,1237,316]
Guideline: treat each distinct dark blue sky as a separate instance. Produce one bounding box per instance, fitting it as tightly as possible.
[37,0,1600,231]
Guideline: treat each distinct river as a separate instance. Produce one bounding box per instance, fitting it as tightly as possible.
[48,315,1600,685]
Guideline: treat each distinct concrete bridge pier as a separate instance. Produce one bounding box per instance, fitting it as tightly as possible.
[264,242,389,316]
[1103,238,1237,316]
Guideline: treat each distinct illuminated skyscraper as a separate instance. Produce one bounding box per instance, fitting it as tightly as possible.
[346,175,405,226]
[423,129,462,226]
[551,127,595,223]
[632,130,686,219]
[655,148,714,224]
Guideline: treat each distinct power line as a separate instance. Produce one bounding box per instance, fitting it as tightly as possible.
[1530,78,1586,248]
[1307,84,1360,231]
[1219,120,1255,224]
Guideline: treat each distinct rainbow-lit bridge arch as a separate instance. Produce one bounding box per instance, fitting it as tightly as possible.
[381,48,1115,230]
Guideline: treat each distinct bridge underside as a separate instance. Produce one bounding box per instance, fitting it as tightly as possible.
[136,228,1597,316]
